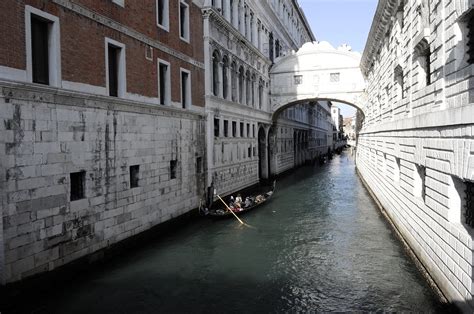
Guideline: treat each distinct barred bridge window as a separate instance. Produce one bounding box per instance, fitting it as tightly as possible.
[464,181,474,227]
[467,13,474,64]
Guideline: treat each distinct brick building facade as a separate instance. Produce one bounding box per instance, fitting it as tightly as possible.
[0,0,206,284]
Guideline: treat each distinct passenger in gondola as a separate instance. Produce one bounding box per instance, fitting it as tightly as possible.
[235,194,242,207]
[244,197,252,208]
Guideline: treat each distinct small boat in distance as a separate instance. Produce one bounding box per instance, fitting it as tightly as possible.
[206,181,276,218]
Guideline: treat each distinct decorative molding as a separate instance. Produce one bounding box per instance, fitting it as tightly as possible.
[361,0,400,75]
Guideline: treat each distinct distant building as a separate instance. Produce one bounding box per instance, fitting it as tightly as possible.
[343,117,356,140]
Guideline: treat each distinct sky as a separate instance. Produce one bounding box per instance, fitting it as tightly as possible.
[298,0,378,117]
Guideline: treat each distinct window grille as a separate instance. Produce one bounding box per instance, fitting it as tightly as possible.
[464,181,474,227]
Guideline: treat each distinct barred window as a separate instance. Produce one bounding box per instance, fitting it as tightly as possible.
[464,181,474,227]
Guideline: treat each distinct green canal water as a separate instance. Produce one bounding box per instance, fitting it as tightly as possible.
[5,150,452,313]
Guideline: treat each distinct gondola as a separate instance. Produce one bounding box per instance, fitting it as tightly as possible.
[206,181,276,218]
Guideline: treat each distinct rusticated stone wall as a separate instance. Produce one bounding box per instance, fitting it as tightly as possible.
[359,0,474,310]
[0,82,206,283]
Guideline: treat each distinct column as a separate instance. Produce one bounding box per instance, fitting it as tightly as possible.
[232,0,239,29]
[245,8,251,39]
[226,65,232,101]
[239,1,245,34]
[223,0,231,21]
[242,73,247,105]
[256,21,261,50]
[252,16,258,47]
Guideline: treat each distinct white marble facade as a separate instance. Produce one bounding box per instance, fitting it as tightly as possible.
[203,0,317,195]
[358,0,474,310]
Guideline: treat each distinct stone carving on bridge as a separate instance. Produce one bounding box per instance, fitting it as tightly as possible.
[269,41,367,119]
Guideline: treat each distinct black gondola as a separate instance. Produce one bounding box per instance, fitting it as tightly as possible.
[206,181,276,218]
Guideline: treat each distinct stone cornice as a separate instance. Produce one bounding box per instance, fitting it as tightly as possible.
[360,0,399,76]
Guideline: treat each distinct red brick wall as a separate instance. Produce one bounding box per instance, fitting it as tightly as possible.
[0,0,204,107]
[0,0,26,70]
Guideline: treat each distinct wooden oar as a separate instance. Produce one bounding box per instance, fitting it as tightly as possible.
[217,195,246,225]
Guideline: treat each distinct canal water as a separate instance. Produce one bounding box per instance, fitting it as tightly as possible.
[6,150,450,313]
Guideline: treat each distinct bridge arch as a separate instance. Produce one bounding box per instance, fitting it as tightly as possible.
[269,41,367,118]
[271,97,365,123]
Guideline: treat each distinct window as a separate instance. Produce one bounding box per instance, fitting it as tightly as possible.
[466,14,474,64]
[179,1,190,42]
[415,39,431,88]
[248,146,251,158]
[238,67,245,103]
[232,121,237,137]
[156,0,169,31]
[414,164,426,201]
[394,65,404,101]
[105,38,126,97]
[130,165,139,188]
[294,75,302,85]
[240,122,244,137]
[253,124,255,138]
[222,56,229,99]
[181,69,191,109]
[170,160,178,179]
[31,16,49,85]
[212,51,220,96]
[258,79,264,109]
[330,73,340,82]
[464,181,474,227]
[224,120,229,137]
[70,171,85,201]
[231,62,237,102]
[26,6,61,87]
[196,157,203,174]
[158,59,170,105]
[247,123,250,137]
[394,157,401,182]
[269,32,274,62]
[214,118,220,137]
[108,45,119,97]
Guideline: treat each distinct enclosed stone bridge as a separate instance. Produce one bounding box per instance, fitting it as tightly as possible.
[269,41,367,120]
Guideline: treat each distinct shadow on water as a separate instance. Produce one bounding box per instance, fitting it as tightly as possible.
[2,150,461,313]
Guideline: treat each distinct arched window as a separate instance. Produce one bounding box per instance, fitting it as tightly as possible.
[246,70,251,105]
[222,56,229,100]
[238,66,245,103]
[258,79,264,109]
[212,50,220,96]
[231,61,237,102]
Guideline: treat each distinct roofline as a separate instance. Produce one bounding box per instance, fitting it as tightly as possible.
[360,0,399,76]
[292,0,316,42]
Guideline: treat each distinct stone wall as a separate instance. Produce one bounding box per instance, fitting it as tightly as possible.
[359,0,474,310]
[0,82,206,283]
